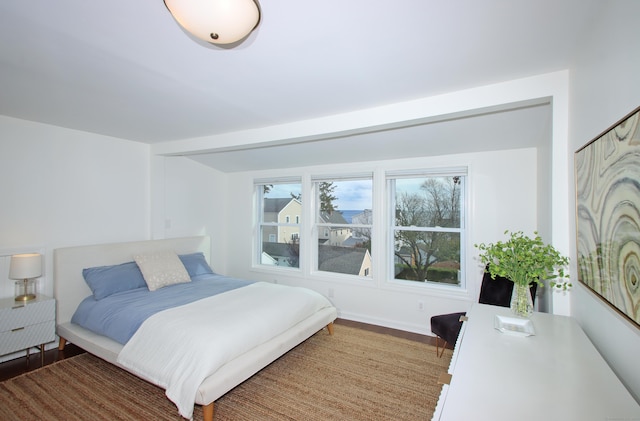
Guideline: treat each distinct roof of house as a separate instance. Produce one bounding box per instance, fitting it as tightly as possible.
[262,242,298,259]
[319,211,348,224]
[318,245,368,275]
[262,241,367,275]
[263,198,296,213]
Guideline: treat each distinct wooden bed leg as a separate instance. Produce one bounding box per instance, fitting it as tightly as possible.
[326,322,334,335]
[203,402,214,421]
[58,337,67,351]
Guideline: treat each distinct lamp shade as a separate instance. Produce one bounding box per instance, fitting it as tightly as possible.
[9,253,42,280]
[164,0,260,45]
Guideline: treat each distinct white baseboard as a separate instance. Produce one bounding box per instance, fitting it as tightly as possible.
[336,310,432,337]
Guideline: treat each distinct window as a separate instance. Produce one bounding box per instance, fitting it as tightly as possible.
[254,168,466,288]
[388,171,466,287]
[313,176,373,278]
[256,180,302,268]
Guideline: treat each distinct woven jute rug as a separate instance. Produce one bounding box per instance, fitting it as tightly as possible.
[0,324,452,420]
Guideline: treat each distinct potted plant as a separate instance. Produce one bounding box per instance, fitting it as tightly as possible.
[475,230,571,317]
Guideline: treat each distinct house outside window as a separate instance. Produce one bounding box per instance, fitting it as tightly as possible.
[388,170,466,287]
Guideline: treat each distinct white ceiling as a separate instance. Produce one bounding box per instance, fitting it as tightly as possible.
[0,1,602,171]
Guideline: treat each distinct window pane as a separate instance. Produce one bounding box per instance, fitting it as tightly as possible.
[391,173,464,287]
[315,179,372,277]
[395,176,462,228]
[258,182,301,269]
[394,231,460,285]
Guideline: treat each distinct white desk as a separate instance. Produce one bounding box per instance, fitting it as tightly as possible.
[433,303,640,420]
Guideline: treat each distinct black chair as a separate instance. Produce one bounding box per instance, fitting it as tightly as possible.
[430,269,537,357]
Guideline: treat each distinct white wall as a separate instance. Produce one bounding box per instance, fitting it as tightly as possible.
[156,72,569,334]
[568,0,640,402]
[150,156,229,274]
[0,116,150,300]
[0,116,150,362]
[220,148,537,334]
[155,70,572,317]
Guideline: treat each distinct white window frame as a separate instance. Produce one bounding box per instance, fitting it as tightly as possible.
[311,174,373,279]
[254,178,302,271]
[386,168,467,289]
[252,168,467,289]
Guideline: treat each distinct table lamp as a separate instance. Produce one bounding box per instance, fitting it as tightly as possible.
[9,253,41,302]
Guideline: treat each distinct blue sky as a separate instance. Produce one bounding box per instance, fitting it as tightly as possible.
[332,180,372,210]
[265,180,373,210]
[265,177,441,210]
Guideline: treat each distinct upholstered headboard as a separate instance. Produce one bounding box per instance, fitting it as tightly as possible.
[53,236,211,326]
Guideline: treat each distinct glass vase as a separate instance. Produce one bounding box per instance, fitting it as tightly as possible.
[511,283,533,318]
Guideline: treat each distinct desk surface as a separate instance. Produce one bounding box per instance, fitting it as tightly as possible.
[436,303,640,420]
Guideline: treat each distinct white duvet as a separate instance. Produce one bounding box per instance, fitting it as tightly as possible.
[117,281,333,420]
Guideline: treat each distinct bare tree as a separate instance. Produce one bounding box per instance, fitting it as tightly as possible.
[285,236,299,268]
[394,177,461,282]
[394,192,430,281]
[420,176,461,227]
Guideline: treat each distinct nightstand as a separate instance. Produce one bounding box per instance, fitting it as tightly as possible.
[0,295,56,366]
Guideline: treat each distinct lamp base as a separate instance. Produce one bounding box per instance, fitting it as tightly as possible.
[14,279,36,302]
[15,293,36,302]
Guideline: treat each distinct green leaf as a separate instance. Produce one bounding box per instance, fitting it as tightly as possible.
[475,230,570,289]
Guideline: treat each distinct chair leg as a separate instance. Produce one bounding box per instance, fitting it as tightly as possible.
[435,336,448,358]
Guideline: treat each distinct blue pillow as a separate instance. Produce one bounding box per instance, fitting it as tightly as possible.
[179,252,214,277]
[82,261,147,300]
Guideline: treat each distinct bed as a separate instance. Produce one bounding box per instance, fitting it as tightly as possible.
[54,235,337,421]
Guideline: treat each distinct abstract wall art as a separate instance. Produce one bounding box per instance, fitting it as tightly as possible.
[575,106,640,328]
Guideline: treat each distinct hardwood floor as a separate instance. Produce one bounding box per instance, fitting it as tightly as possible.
[0,319,448,382]
[0,342,85,382]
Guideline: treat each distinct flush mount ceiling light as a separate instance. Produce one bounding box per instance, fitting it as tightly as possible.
[164,0,260,45]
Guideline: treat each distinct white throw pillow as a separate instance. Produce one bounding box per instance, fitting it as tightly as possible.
[134,250,190,291]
